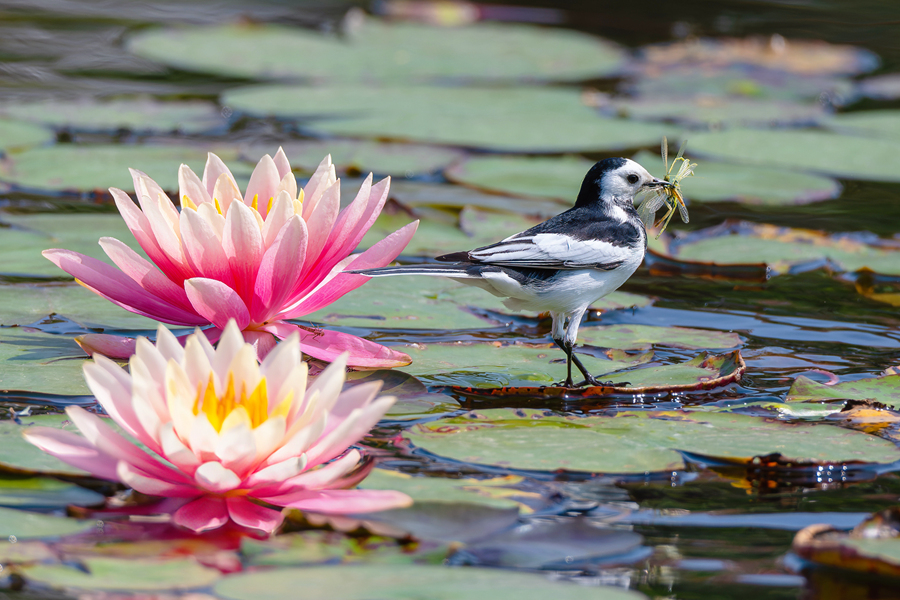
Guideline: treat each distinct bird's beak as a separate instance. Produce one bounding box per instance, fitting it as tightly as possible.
[645,178,673,189]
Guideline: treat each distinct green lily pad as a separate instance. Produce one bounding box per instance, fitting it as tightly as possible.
[578,324,743,351]
[665,222,900,276]
[0,414,90,475]
[787,374,900,408]
[0,119,53,153]
[612,96,826,127]
[360,469,536,511]
[0,98,226,134]
[129,20,626,83]
[241,531,416,567]
[0,506,93,539]
[631,150,840,205]
[445,155,590,203]
[21,556,222,591]
[223,84,669,153]
[0,476,103,509]
[444,284,652,316]
[215,564,646,600]
[0,144,249,193]
[0,329,91,397]
[0,283,158,330]
[684,129,900,182]
[344,370,458,420]
[390,181,566,218]
[242,140,465,178]
[826,109,900,142]
[404,409,900,474]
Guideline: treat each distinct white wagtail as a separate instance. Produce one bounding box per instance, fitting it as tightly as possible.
[349,157,672,387]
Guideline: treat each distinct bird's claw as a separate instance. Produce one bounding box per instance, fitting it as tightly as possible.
[580,377,628,388]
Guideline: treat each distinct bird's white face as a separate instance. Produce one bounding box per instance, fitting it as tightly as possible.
[601,159,664,201]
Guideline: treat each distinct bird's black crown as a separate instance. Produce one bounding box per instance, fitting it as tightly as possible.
[574,157,628,208]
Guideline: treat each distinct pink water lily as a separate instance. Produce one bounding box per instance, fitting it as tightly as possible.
[24,322,412,534]
[43,150,417,367]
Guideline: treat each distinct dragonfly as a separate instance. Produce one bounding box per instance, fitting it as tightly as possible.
[638,137,695,238]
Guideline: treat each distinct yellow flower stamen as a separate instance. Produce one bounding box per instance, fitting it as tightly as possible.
[181,195,198,210]
[297,189,304,204]
[194,372,272,432]
[266,196,274,215]
[214,197,223,215]
[251,194,259,211]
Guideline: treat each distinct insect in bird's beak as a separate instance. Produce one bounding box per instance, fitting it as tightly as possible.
[645,178,673,189]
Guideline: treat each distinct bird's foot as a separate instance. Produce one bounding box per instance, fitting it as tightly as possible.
[555,377,576,388]
[579,376,629,388]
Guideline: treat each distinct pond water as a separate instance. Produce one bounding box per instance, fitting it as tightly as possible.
[2,0,900,598]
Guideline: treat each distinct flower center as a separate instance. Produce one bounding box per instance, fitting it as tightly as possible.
[193,373,291,432]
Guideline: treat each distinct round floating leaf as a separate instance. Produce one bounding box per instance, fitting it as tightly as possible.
[0,119,53,153]
[684,129,900,182]
[787,374,900,408]
[630,150,840,205]
[826,109,900,142]
[404,409,900,474]
[21,556,222,591]
[0,477,104,509]
[359,469,535,511]
[0,506,93,539]
[445,155,589,203]
[222,85,669,152]
[611,96,827,127]
[244,140,466,179]
[390,181,566,218]
[0,98,227,134]
[241,530,414,567]
[0,414,90,475]
[640,37,879,76]
[0,329,91,397]
[215,564,645,600]
[129,20,627,83]
[0,144,249,193]
[666,222,900,275]
[0,283,158,330]
[578,324,742,351]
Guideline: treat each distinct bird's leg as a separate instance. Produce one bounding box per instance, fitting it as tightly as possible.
[549,312,576,387]
[552,338,575,387]
[562,307,627,388]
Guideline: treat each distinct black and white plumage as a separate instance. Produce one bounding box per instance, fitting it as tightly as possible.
[349,157,671,387]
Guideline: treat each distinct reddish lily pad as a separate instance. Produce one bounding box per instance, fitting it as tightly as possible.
[222,84,669,153]
[0,144,249,193]
[787,374,900,408]
[0,97,227,134]
[660,221,900,276]
[403,408,900,474]
[129,20,627,83]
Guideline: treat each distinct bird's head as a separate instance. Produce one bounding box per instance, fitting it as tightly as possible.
[575,157,670,209]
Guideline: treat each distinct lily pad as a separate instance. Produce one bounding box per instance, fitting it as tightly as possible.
[445,155,590,203]
[787,374,900,408]
[578,324,742,351]
[0,144,248,193]
[0,98,227,134]
[0,283,158,330]
[222,84,669,153]
[344,370,458,420]
[404,409,900,474]
[241,531,415,567]
[0,477,104,509]
[684,129,900,183]
[0,414,89,475]
[793,509,900,578]
[21,556,222,591]
[631,150,841,205]
[610,96,827,127]
[129,20,627,83]
[640,36,879,76]
[389,181,566,218]
[826,109,900,142]
[0,329,91,397]
[214,564,646,600]
[0,506,93,539]
[663,221,900,276]
[242,140,465,178]
[0,118,53,153]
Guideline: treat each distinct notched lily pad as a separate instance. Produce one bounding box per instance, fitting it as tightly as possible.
[0,144,248,194]
[223,84,668,153]
[787,373,900,408]
[129,19,627,83]
[0,97,227,135]
[659,221,900,276]
[403,408,900,474]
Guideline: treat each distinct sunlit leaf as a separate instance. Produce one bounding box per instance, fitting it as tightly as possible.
[404,409,900,474]
[0,329,90,397]
[359,469,535,511]
[0,476,103,509]
[129,20,627,82]
[578,324,742,351]
[223,85,669,152]
[787,374,900,408]
[389,181,566,217]
[215,564,646,600]
[0,506,93,539]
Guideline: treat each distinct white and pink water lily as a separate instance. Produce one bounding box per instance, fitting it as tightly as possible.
[24,322,411,534]
[43,149,417,367]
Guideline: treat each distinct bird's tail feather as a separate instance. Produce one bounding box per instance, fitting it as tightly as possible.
[347,264,481,279]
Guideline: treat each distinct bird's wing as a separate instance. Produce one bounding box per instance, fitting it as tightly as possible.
[468,231,634,270]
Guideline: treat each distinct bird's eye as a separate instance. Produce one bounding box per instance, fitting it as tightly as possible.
[626,174,640,184]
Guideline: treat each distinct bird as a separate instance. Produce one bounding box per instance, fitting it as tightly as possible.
[348,157,672,387]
